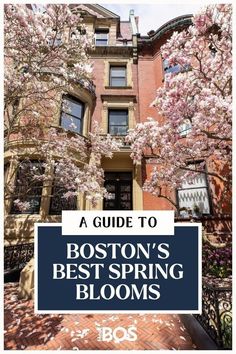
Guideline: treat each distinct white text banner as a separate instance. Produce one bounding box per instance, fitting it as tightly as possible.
[62,210,175,236]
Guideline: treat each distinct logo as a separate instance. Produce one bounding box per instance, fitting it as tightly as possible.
[97,326,137,343]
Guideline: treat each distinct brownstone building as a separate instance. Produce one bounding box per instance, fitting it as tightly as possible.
[3,6,232,351]
[4,4,231,252]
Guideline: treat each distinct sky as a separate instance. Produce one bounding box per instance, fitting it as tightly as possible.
[103,4,206,35]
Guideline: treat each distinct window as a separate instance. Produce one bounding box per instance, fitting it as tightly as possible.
[95,29,109,46]
[4,162,10,184]
[108,109,128,136]
[177,164,211,217]
[49,184,77,215]
[110,66,127,87]
[48,30,62,46]
[209,43,217,57]
[178,119,192,137]
[61,96,84,134]
[77,26,87,35]
[163,59,180,74]
[163,59,190,76]
[10,161,44,214]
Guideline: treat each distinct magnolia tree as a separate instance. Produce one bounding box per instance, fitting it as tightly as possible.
[4,4,120,211]
[127,4,232,210]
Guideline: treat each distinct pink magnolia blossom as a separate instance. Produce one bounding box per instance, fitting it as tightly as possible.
[127,4,232,210]
[4,5,121,210]
[4,4,94,134]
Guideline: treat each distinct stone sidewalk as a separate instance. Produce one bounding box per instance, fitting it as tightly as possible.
[4,283,197,350]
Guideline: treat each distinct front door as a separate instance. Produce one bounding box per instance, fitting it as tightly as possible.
[103,172,133,210]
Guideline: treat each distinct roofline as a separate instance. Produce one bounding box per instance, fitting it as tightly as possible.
[92,4,120,19]
[140,14,193,42]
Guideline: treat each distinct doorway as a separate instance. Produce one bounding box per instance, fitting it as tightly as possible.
[103,172,133,210]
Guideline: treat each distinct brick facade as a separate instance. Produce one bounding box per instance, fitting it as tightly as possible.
[88,6,231,237]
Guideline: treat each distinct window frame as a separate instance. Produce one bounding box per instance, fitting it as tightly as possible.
[162,58,190,78]
[176,162,212,217]
[163,58,180,75]
[178,119,192,137]
[109,65,127,87]
[108,109,129,136]
[60,95,85,135]
[49,184,77,215]
[10,160,44,215]
[95,29,109,46]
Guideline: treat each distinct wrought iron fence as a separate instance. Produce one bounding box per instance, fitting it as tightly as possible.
[4,243,34,272]
[194,281,232,349]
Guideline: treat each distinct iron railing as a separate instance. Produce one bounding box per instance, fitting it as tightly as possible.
[194,281,232,349]
[99,134,131,149]
[77,78,96,96]
[4,243,34,272]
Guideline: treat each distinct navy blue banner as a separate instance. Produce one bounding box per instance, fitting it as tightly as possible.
[35,225,200,312]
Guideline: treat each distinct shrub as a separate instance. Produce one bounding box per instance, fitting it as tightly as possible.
[202,243,232,278]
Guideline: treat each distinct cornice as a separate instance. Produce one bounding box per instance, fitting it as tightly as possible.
[89,45,133,57]
[101,94,137,102]
[139,14,193,46]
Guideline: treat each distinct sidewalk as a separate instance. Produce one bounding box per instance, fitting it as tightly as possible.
[4,283,197,350]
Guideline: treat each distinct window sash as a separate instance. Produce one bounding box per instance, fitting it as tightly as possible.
[63,98,83,118]
[110,77,127,87]
[108,110,128,136]
[96,32,108,40]
[178,120,192,137]
[61,96,84,134]
[62,97,84,118]
[61,113,82,134]
[177,186,210,215]
[181,171,207,189]
[109,111,128,125]
[110,67,126,78]
[95,30,108,46]
[109,125,128,136]
[110,66,126,87]
[96,39,108,46]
